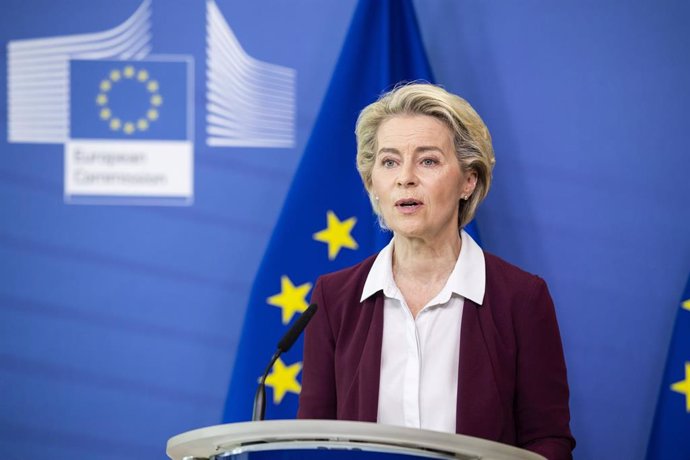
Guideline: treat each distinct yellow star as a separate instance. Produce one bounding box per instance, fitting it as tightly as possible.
[123,65,135,78]
[313,210,358,260]
[147,80,159,92]
[671,361,690,412]
[682,299,690,311]
[264,358,302,404]
[267,275,312,325]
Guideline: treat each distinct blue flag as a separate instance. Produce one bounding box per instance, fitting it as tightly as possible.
[646,273,690,459]
[70,59,189,140]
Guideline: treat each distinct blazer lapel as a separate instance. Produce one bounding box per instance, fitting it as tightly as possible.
[456,299,505,440]
[354,293,384,422]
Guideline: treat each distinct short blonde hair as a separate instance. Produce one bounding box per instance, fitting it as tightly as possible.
[355,83,495,228]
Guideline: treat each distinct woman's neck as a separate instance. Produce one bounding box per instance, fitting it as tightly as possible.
[392,231,462,284]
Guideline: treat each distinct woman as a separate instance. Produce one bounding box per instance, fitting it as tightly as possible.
[297,83,575,460]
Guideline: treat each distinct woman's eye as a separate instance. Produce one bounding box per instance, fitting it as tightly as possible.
[382,159,396,168]
[422,158,437,166]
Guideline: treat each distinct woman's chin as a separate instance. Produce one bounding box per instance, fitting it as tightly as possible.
[390,224,426,240]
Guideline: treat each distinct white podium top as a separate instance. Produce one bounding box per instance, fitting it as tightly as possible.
[167,420,546,460]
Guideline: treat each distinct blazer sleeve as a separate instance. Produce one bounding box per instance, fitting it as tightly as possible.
[515,276,576,460]
[297,276,337,419]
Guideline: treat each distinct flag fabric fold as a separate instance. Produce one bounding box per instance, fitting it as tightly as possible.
[646,273,690,459]
[223,0,435,422]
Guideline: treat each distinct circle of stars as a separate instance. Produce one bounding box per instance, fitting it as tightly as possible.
[96,65,162,135]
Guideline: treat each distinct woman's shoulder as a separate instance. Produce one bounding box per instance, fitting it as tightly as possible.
[310,253,380,316]
[317,252,378,286]
[483,250,548,294]
[481,252,556,324]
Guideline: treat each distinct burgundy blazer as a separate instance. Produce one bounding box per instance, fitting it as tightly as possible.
[297,251,575,460]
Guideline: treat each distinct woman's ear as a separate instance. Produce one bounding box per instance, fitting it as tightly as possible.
[460,169,478,199]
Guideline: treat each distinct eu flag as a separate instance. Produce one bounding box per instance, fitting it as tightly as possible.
[70,59,189,140]
[646,273,690,459]
[222,0,436,422]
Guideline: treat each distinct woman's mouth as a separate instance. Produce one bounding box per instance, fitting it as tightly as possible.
[395,198,423,213]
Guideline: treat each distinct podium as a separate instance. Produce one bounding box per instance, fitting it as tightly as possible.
[167,420,545,460]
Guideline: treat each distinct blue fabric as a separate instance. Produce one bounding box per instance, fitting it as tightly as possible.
[646,273,690,459]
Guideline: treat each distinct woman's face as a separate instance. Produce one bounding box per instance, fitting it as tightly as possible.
[371,115,476,242]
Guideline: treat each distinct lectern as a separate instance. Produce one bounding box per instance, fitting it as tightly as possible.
[167,420,545,460]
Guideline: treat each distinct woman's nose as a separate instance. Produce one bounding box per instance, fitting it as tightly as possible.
[397,162,418,187]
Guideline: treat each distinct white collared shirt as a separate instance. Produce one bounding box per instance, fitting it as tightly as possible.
[360,230,486,433]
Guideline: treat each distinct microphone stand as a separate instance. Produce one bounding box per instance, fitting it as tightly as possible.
[251,303,318,422]
[252,350,281,422]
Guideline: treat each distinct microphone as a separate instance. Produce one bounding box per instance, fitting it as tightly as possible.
[252,303,318,421]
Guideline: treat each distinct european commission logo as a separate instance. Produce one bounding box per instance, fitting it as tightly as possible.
[6,0,297,206]
[65,58,193,205]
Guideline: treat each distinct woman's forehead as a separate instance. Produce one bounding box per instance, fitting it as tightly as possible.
[376,115,453,152]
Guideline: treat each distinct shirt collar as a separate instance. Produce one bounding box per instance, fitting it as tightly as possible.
[361,237,397,302]
[360,229,486,305]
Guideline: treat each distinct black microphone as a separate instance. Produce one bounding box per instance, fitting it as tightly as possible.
[252,303,318,422]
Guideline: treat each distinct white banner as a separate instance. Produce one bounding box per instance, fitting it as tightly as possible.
[64,140,193,201]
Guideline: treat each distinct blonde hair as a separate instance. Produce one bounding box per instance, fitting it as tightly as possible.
[355,83,495,228]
